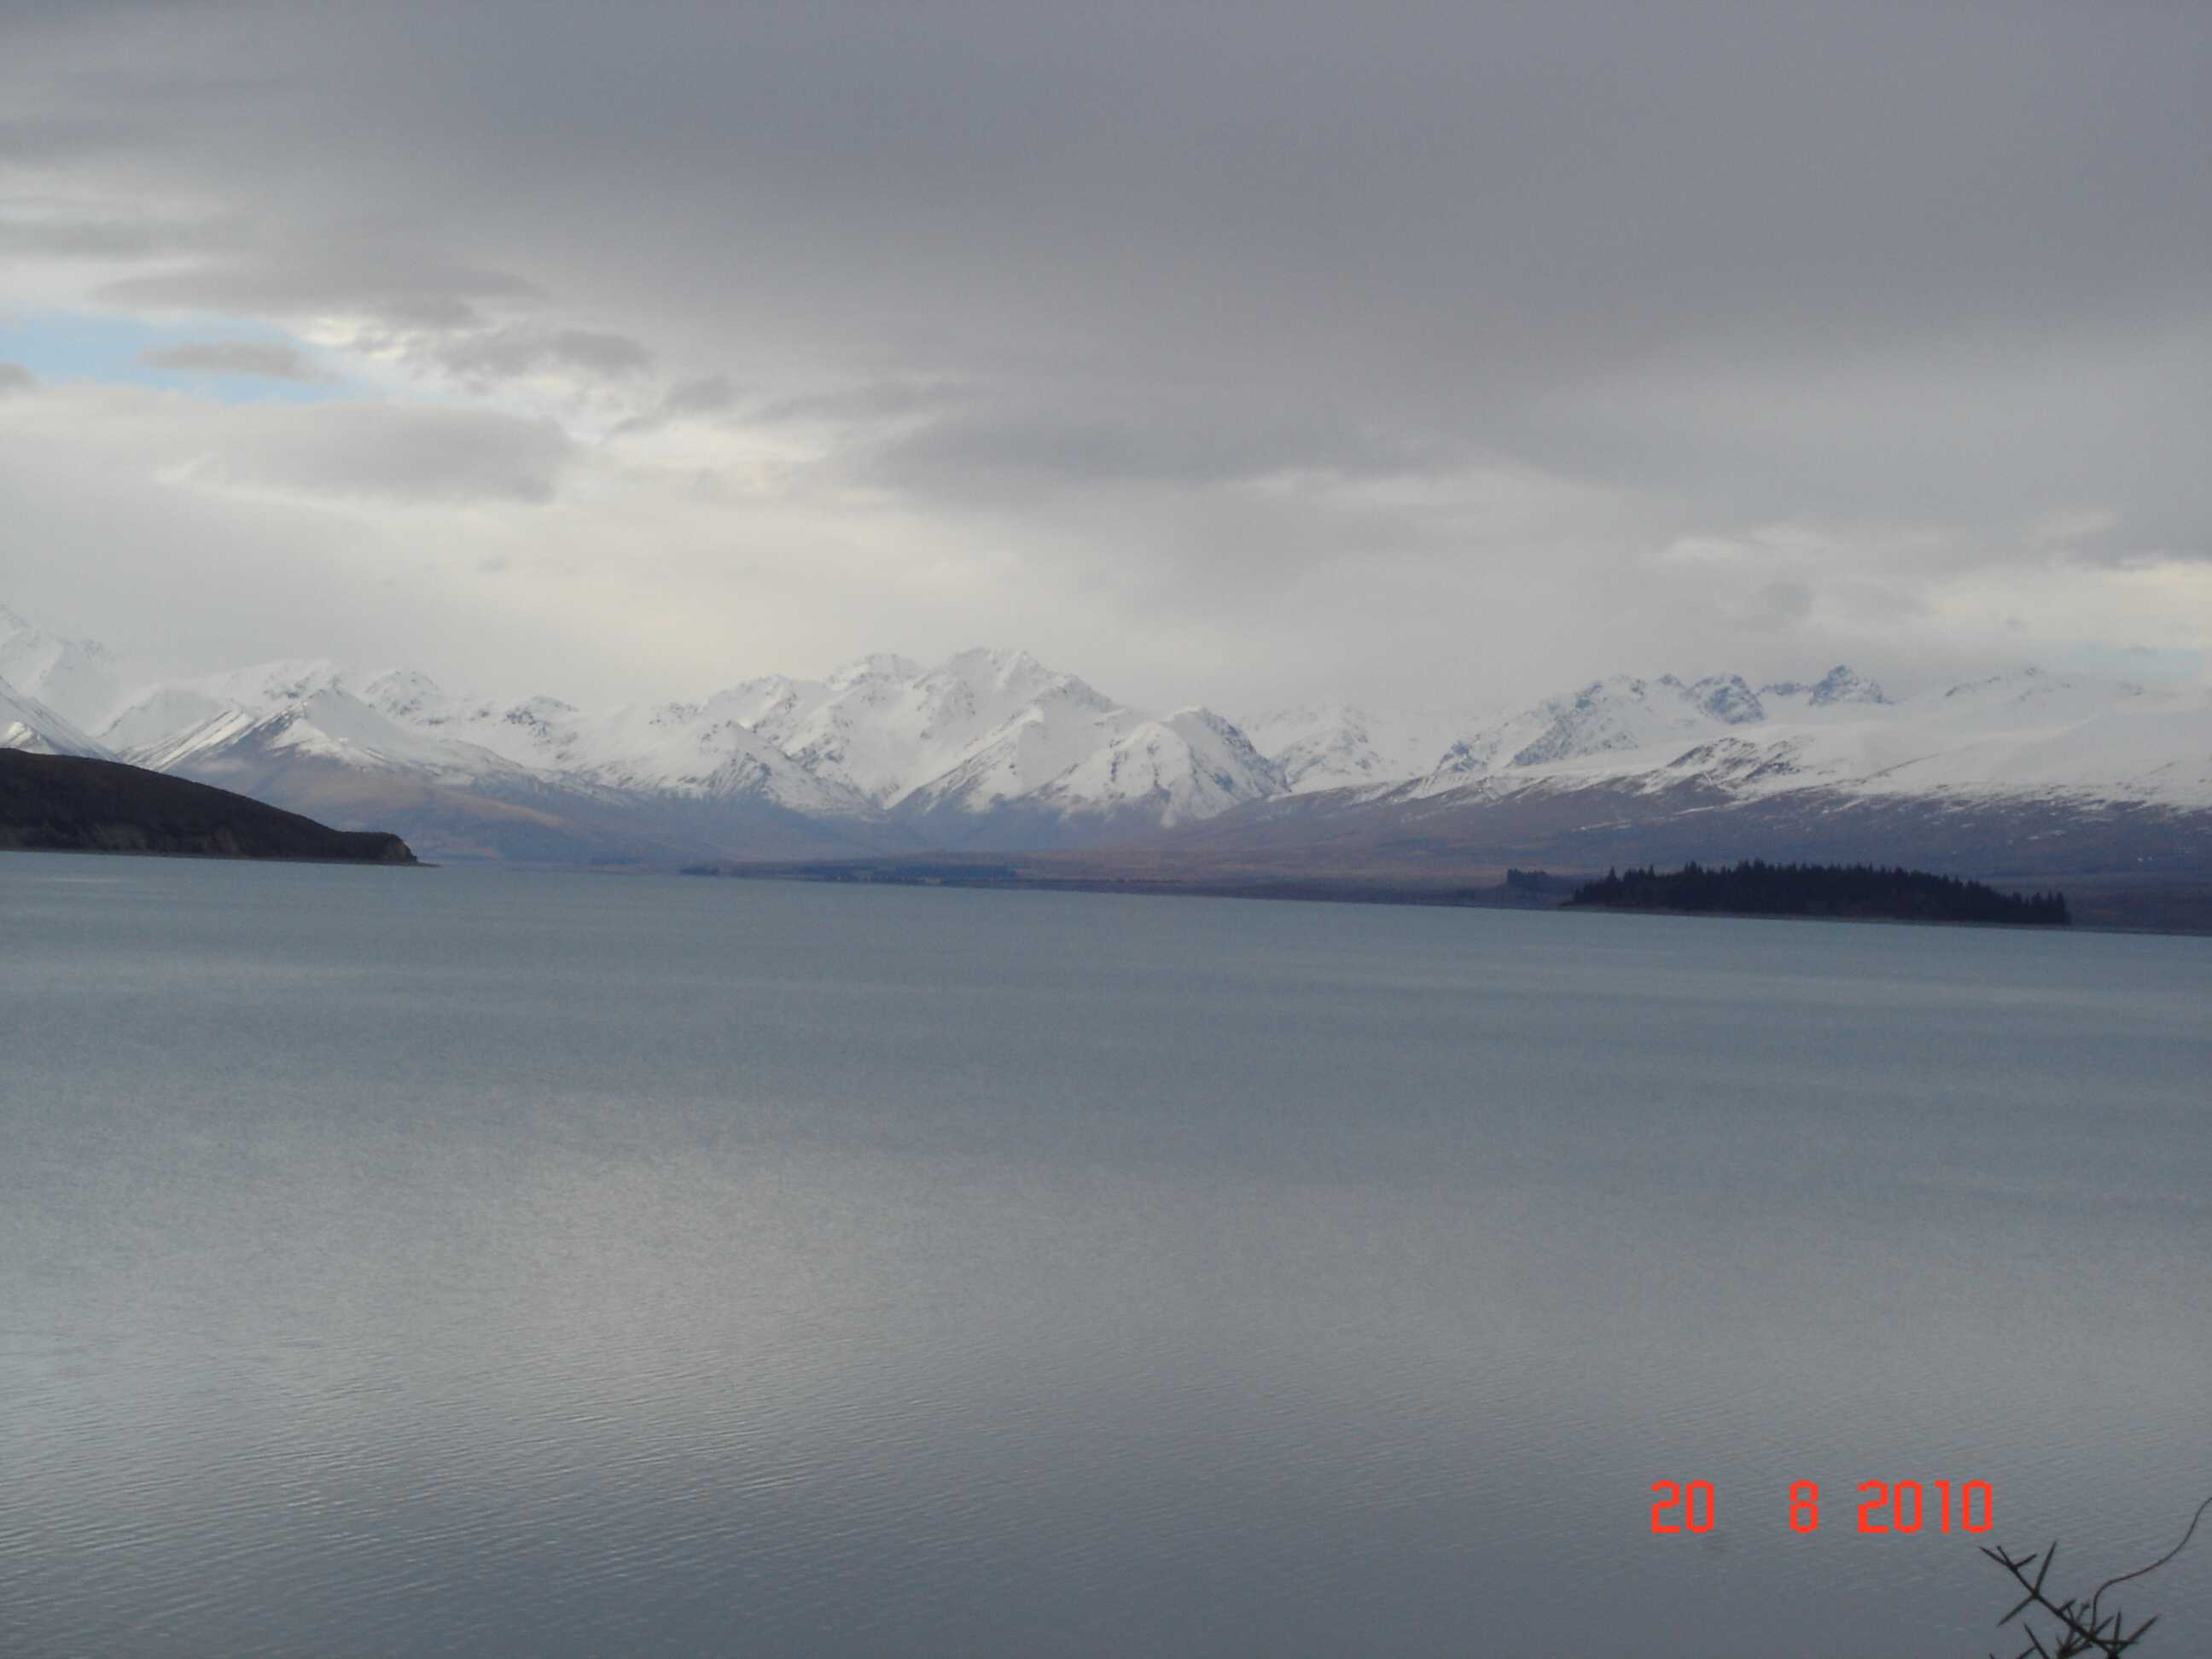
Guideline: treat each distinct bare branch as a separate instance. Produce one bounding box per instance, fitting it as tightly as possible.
[1982,1496,2209,1656]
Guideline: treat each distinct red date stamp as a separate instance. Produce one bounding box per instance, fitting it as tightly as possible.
[1650,1479,1993,1534]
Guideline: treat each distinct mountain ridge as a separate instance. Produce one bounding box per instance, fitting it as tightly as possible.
[3,602,2207,872]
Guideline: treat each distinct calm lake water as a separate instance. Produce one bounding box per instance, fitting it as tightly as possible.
[3,855,2208,1656]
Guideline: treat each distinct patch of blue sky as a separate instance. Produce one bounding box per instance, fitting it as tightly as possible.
[0,310,358,405]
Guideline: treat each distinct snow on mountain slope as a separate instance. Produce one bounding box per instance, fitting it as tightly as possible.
[1398,667,1887,795]
[105,641,1176,837]
[1499,673,1759,768]
[1242,701,1489,794]
[100,662,539,790]
[1757,664,1890,711]
[896,701,1148,816]
[10,597,2210,864]
[352,667,448,725]
[544,701,876,816]
[1754,672,2212,806]
[360,683,591,772]
[0,674,113,758]
[121,668,887,864]
[828,653,923,689]
[696,675,840,744]
[104,659,350,760]
[1026,707,1284,826]
[0,605,133,732]
[777,648,1128,807]
[1408,678,1690,786]
[1388,666,2212,812]
[128,684,534,785]
[353,668,874,817]
[1686,674,1767,725]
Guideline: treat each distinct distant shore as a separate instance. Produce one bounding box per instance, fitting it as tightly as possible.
[680,854,2212,935]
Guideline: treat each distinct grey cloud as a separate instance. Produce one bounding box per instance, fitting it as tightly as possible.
[661,374,736,416]
[754,380,968,426]
[1737,580,1816,633]
[102,249,539,330]
[141,341,329,381]
[431,325,654,386]
[3,3,244,38]
[0,114,136,161]
[610,373,739,436]
[0,20,276,164]
[188,404,574,504]
[32,5,2212,425]
[872,405,1452,495]
[0,211,247,260]
[0,363,38,395]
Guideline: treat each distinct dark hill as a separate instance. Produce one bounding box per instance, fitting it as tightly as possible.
[0,750,417,864]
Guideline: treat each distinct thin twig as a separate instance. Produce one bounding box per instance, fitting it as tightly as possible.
[1982,1493,2210,1656]
[2088,1493,2212,1625]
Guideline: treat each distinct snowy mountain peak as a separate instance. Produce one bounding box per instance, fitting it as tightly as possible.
[513,693,579,719]
[100,657,352,761]
[1407,665,1898,796]
[946,645,1031,670]
[354,667,451,722]
[1936,666,2116,702]
[929,646,1088,702]
[1507,675,1718,768]
[1761,664,1889,707]
[698,674,835,746]
[827,653,923,689]
[1164,703,1256,742]
[786,645,1124,806]
[1687,674,1766,725]
[223,658,350,706]
[1249,701,1497,795]
[1163,707,1284,789]
[9,599,2209,863]
[1028,704,1283,827]
[0,606,132,731]
[0,674,113,759]
[1809,664,1886,706]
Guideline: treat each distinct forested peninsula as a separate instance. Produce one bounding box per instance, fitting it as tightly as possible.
[1569,860,2068,925]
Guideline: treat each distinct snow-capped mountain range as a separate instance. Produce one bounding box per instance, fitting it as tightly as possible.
[0,605,1291,860]
[3,600,2209,870]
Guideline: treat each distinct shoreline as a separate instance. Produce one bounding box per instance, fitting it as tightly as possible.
[684,862,2212,937]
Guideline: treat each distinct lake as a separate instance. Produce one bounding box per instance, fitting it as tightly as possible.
[3,854,2207,1656]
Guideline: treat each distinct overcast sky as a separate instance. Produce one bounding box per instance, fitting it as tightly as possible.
[3,0,2207,712]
